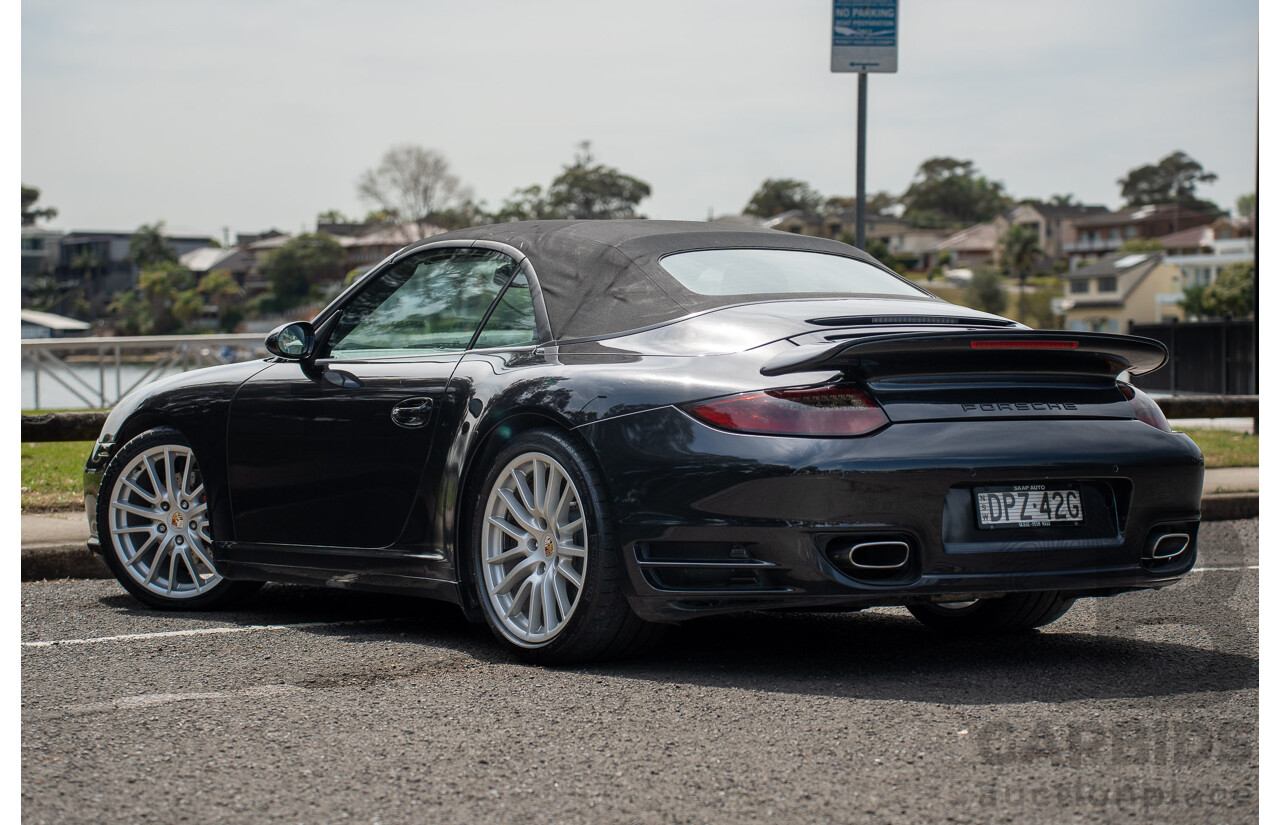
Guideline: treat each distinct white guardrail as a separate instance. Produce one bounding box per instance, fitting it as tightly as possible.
[21,333,269,410]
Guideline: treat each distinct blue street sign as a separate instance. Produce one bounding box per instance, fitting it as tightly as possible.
[831,0,898,73]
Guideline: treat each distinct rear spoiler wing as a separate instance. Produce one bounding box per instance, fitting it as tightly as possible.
[760,331,1168,378]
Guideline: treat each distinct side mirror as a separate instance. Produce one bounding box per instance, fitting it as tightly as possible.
[265,322,315,360]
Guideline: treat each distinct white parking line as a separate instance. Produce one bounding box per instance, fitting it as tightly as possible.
[21,618,403,648]
[1189,564,1259,573]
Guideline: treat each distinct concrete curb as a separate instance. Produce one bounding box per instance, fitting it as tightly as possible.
[22,545,111,581]
[20,492,1260,582]
[1200,493,1259,522]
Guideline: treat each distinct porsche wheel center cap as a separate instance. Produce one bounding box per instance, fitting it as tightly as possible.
[542,535,554,557]
[171,512,185,530]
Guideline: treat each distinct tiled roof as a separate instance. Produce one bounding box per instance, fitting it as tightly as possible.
[1156,225,1213,250]
[1022,203,1111,220]
[934,222,997,252]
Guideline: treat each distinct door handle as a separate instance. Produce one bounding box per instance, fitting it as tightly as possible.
[391,397,433,429]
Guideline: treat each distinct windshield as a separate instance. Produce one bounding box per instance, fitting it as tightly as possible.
[659,248,927,298]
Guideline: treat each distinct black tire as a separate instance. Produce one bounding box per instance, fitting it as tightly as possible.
[907,591,1075,635]
[97,427,259,610]
[470,428,663,664]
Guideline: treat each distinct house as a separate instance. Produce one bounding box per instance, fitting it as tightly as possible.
[53,229,215,316]
[244,222,446,294]
[1161,228,1254,301]
[180,246,257,287]
[923,223,999,270]
[1057,251,1182,332]
[754,209,945,269]
[20,308,92,339]
[761,209,827,236]
[992,202,1111,263]
[21,226,64,281]
[1062,204,1215,267]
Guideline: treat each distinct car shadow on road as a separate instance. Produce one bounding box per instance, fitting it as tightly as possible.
[596,608,1257,705]
[96,586,1256,706]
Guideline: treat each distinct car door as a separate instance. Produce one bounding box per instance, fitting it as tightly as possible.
[225,245,520,550]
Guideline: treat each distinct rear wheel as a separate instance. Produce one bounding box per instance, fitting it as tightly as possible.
[907,591,1075,634]
[98,428,258,610]
[472,429,663,664]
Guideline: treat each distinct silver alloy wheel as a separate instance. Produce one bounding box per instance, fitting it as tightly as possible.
[481,451,588,646]
[107,444,221,599]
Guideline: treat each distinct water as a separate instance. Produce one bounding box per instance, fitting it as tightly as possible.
[23,361,216,411]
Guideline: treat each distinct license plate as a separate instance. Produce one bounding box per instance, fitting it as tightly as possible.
[975,485,1083,529]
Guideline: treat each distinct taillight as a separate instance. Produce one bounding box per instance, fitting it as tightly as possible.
[683,387,888,437]
[1118,383,1172,431]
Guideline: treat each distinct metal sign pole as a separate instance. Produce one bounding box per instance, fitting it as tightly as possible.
[856,72,867,249]
[831,0,896,250]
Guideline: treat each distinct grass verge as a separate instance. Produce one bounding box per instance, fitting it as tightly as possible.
[1181,427,1258,470]
[21,441,93,513]
[19,427,1257,514]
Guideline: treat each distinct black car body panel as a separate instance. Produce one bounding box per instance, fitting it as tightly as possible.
[86,220,1203,629]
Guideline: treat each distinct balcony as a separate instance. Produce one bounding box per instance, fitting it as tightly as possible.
[1062,237,1122,253]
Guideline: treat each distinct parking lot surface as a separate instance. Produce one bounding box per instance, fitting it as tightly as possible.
[22,520,1257,824]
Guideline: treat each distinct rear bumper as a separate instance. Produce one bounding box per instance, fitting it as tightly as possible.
[579,409,1204,622]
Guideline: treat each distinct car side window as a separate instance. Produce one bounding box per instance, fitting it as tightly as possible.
[472,272,539,349]
[323,248,515,359]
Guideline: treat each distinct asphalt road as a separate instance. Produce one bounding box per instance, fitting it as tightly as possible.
[22,520,1258,824]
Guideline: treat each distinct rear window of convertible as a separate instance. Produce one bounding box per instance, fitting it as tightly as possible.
[658,248,927,298]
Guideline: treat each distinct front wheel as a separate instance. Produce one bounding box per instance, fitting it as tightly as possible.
[907,591,1075,634]
[471,429,662,664]
[98,428,258,610]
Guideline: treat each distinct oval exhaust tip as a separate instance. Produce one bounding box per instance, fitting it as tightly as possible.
[1147,533,1191,560]
[848,540,911,570]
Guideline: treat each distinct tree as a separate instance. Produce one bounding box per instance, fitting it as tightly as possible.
[965,268,1007,315]
[109,261,199,334]
[546,142,651,220]
[744,178,823,218]
[430,199,490,231]
[1117,151,1219,212]
[824,190,896,215]
[356,145,473,241]
[197,270,245,332]
[1201,262,1255,317]
[316,208,352,224]
[260,233,346,309]
[1049,194,1079,206]
[899,158,1010,228]
[491,184,559,223]
[1000,224,1043,321]
[1236,192,1256,218]
[22,185,58,226]
[127,222,179,269]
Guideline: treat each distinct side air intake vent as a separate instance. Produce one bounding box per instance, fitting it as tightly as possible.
[634,542,790,594]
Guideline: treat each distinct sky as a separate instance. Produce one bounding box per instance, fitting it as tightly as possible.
[20,0,1259,239]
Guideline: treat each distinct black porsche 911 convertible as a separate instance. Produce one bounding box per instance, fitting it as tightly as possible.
[84,220,1204,663]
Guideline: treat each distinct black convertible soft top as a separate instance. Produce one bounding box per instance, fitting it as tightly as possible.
[406,220,933,340]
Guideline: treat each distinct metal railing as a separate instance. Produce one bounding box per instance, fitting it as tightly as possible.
[21,333,268,410]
